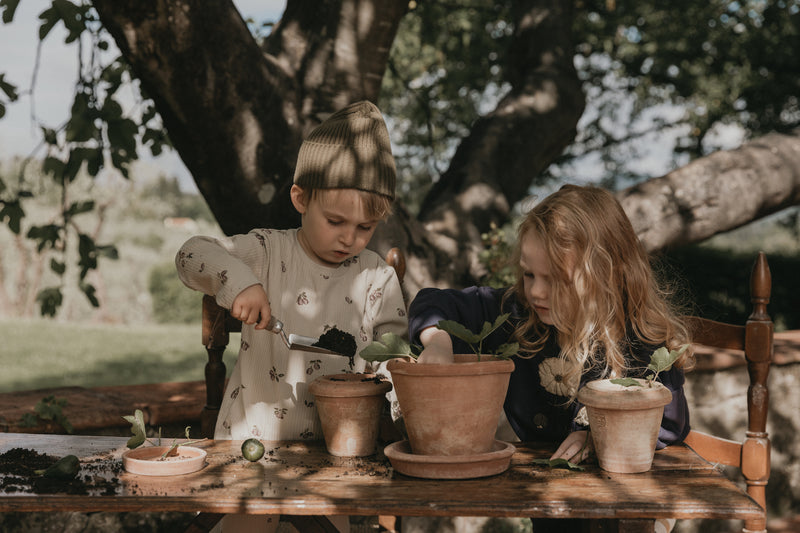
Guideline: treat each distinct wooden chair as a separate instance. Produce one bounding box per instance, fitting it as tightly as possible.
[683,251,773,533]
[194,247,406,533]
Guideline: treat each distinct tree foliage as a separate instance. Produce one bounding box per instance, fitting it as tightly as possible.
[1,0,799,315]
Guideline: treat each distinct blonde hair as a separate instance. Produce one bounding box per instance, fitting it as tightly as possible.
[299,187,394,221]
[507,184,692,390]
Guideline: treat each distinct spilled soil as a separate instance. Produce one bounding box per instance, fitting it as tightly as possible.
[0,447,120,495]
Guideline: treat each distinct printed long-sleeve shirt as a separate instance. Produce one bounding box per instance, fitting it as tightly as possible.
[408,286,690,448]
[176,228,407,440]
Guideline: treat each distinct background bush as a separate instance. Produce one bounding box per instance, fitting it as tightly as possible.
[148,261,203,324]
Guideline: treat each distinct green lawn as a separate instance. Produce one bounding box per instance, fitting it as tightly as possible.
[0,319,238,393]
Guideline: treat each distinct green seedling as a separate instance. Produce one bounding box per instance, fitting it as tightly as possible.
[360,313,518,363]
[123,409,206,459]
[610,344,689,388]
[436,313,518,361]
[35,454,80,479]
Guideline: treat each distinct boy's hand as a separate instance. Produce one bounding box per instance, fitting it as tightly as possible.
[231,284,272,329]
[417,327,455,364]
[550,430,593,464]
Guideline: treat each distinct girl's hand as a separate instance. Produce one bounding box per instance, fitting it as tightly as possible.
[231,284,272,329]
[417,326,455,364]
[550,430,593,464]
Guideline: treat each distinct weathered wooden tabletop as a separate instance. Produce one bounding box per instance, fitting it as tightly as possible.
[0,433,763,525]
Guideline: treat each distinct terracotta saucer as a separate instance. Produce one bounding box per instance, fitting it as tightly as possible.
[122,445,207,476]
[384,440,515,479]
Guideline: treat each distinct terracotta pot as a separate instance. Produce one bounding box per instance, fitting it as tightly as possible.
[577,378,672,473]
[309,373,392,457]
[387,355,515,456]
[122,445,207,476]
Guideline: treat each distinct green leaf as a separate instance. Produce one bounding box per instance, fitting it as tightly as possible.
[50,259,66,275]
[27,224,62,251]
[647,344,688,376]
[37,6,58,40]
[42,156,65,178]
[80,282,99,307]
[359,332,418,362]
[1,0,21,24]
[36,287,63,317]
[532,458,585,471]
[609,377,643,387]
[123,409,147,449]
[0,73,19,101]
[494,342,518,359]
[436,313,512,356]
[65,200,95,217]
[436,319,482,345]
[0,201,24,234]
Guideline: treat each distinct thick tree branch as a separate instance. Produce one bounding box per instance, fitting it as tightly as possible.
[618,128,800,252]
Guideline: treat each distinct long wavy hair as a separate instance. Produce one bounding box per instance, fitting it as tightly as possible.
[506,184,692,391]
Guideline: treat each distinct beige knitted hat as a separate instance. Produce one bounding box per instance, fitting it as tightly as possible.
[293,100,396,200]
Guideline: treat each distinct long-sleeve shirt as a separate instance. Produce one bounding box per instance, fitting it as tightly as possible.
[176,228,407,440]
[408,286,690,448]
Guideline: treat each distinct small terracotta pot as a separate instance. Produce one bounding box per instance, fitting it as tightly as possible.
[577,378,672,473]
[309,373,392,457]
[387,355,515,456]
[122,445,207,476]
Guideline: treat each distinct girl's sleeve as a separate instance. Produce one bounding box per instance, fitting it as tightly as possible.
[656,365,691,448]
[408,286,506,352]
[175,232,267,309]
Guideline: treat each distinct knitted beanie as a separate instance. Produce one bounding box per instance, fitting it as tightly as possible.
[293,100,396,200]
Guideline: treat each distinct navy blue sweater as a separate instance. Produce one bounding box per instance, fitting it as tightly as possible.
[408,286,690,448]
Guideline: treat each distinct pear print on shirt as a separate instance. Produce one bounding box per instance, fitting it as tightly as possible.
[297,292,309,305]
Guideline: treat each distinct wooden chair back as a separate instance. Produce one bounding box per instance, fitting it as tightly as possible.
[200,247,406,439]
[682,251,772,533]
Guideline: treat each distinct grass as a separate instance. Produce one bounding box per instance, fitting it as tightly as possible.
[0,319,238,393]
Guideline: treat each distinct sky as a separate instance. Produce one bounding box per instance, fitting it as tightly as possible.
[0,0,286,192]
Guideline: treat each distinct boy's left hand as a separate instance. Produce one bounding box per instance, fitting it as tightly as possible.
[550,430,593,464]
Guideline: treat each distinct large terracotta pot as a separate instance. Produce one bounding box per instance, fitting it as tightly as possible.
[309,373,392,457]
[387,355,515,456]
[577,378,672,473]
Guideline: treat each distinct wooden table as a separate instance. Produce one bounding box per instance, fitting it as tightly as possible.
[0,433,763,532]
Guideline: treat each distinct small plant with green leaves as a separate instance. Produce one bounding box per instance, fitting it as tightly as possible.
[19,395,74,434]
[610,344,689,388]
[360,313,518,363]
[123,409,205,459]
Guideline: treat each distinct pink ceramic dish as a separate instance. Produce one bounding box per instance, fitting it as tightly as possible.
[122,445,207,476]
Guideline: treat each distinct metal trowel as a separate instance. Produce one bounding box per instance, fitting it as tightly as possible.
[265,316,345,356]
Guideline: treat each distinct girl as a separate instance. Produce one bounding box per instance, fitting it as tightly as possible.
[409,183,692,463]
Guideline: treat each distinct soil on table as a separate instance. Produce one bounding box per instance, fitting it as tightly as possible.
[0,447,120,495]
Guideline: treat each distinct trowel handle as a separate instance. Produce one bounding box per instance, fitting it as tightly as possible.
[266,316,284,334]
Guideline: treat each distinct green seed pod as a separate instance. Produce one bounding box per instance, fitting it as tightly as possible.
[241,438,265,462]
[41,454,80,479]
